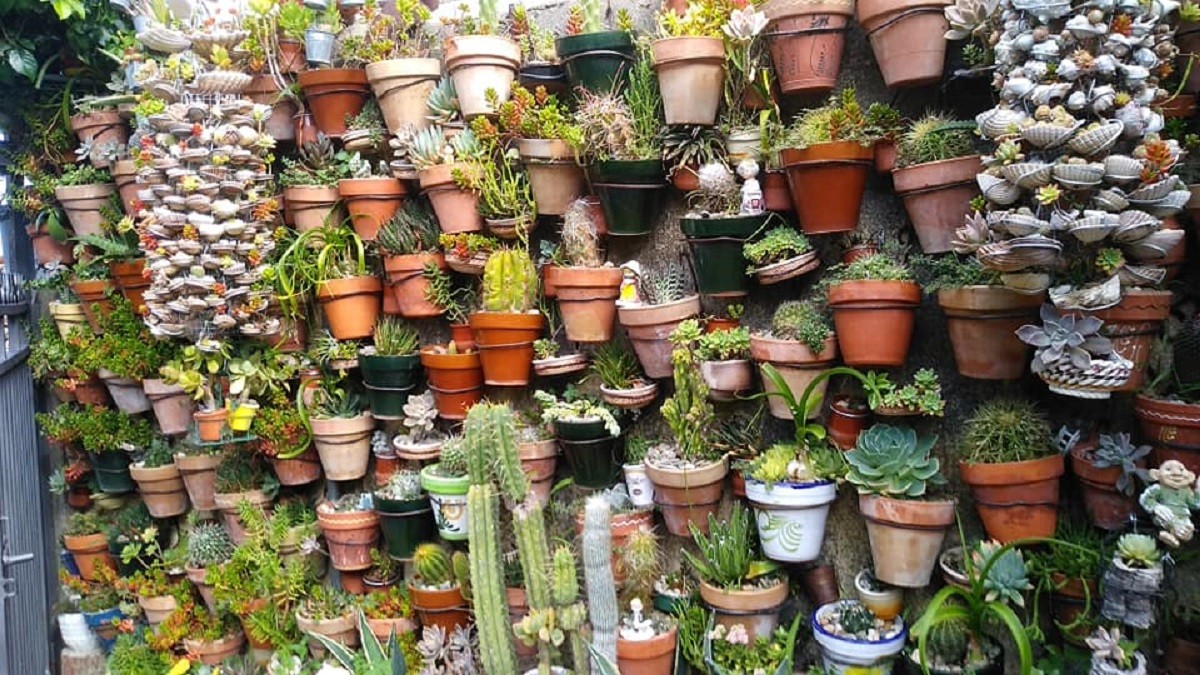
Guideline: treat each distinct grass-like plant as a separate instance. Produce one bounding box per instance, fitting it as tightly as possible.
[895,115,978,167]
[590,343,642,389]
[681,502,777,589]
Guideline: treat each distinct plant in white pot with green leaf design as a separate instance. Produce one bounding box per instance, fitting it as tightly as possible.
[535,388,622,489]
[622,433,656,509]
[696,323,753,400]
[419,437,470,541]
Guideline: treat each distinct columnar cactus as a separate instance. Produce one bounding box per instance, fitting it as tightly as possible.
[482,248,539,313]
[552,545,590,675]
[479,0,499,33]
[513,503,552,610]
[582,494,618,667]
[467,482,517,675]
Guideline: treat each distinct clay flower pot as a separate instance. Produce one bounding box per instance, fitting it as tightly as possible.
[311,411,375,481]
[70,279,115,332]
[27,222,75,267]
[246,74,298,143]
[317,502,380,571]
[618,295,702,379]
[762,170,793,211]
[48,302,87,339]
[745,479,837,562]
[858,493,956,588]
[828,280,921,367]
[1134,394,1200,474]
[418,163,484,234]
[366,58,441,134]
[143,378,194,436]
[214,489,272,545]
[518,139,585,216]
[803,565,841,606]
[271,446,322,486]
[645,456,728,536]
[408,582,470,634]
[444,35,521,119]
[278,38,306,74]
[73,375,109,407]
[339,177,407,241]
[1088,289,1172,392]
[762,0,852,94]
[129,462,190,518]
[109,259,150,313]
[283,186,340,232]
[519,439,559,503]
[700,360,754,400]
[194,408,229,443]
[699,578,788,639]
[70,111,128,167]
[174,452,221,511]
[468,311,544,386]
[420,347,484,420]
[856,0,951,89]
[385,253,446,319]
[892,155,983,253]
[317,276,382,340]
[553,266,624,342]
[110,159,139,217]
[98,369,151,414]
[781,142,873,234]
[617,627,677,675]
[1070,439,1142,530]
[651,37,725,126]
[297,611,359,658]
[960,454,1065,543]
[184,632,245,666]
[937,286,1044,380]
[64,533,114,582]
[750,335,838,420]
[138,595,176,627]
[297,68,370,138]
[874,139,897,174]
[186,566,218,612]
[55,184,116,238]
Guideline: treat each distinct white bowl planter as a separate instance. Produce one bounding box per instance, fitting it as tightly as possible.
[59,613,98,653]
[745,479,837,562]
[813,602,907,675]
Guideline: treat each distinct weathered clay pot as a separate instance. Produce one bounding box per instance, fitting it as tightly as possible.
[183,632,245,666]
[408,582,470,634]
[750,335,838,419]
[246,74,298,143]
[519,439,558,503]
[316,276,382,340]
[70,279,115,332]
[699,578,788,640]
[296,611,359,658]
[892,155,982,253]
[762,0,852,94]
[174,452,221,511]
[651,36,725,126]
[214,489,272,545]
[98,369,151,414]
[55,184,116,237]
[110,159,140,217]
[856,0,951,88]
[781,142,873,234]
[960,454,1064,543]
[384,253,446,319]
[317,503,380,571]
[1134,394,1200,474]
[418,163,484,234]
[109,259,150,313]
[617,627,677,675]
[28,223,75,267]
[1087,289,1172,392]
[138,595,177,627]
[297,68,370,138]
[144,378,194,436]
[283,186,340,232]
[1069,439,1142,530]
[420,347,483,420]
[937,286,1045,380]
[553,266,624,342]
[827,280,921,367]
[646,457,728,536]
[618,295,702,379]
[48,302,87,339]
[700,359,754,400]
[270,447,322,486]
[339,177,407,241]
[366,58,441,134]
[443,35,521,119]
[311,412,375,481]
[186,566,218,612]
[517,139,585,216]
[129,462,190,518]
[858,493,956,588]
[64,533,114,582]
[70,111,128,167]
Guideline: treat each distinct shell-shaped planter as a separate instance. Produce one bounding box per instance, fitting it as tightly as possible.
[1052,162,1104,187]
[532,353,589,377]
[1114,210,1160,243]
[1128,177,1180,203]
[1036,353,1133,399]
[1021,122,1078,148]
[993,211,1050,236]
[999,162,1053,189]
[1125,229,1185,260]
[1103,155,1144,183]
[1094,188,1130,212]
[1119,264,1166,287]
[753,250,820,285]
[1001,272,1052,294]
[976,108,1027,139]
[1068,120,1124,156]
[978,174,1020,206]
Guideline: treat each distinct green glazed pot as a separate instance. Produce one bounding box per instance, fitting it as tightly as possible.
[680,214,771,298]
[360,353,422,420]
[374,494,436,560]
[588,160,666,236]
[93,451,135,494]
[420,464,470,541]
[555,31,635,94]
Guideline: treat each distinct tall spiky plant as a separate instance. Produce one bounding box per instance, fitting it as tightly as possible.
[582,495,618,667]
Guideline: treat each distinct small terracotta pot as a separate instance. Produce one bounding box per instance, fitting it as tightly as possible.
[129,462,190,518]
[297,611,359,658]
[651,37,725,126]
[468,311,544,386]
[408,583,470,634]
[70,279,115,333]
[874,139,897,173]
[828,280,921,367]
[339,177,407,241]
[73,375,109,407]
[554,266,624,342]
[803,565,840,606]
[110,159,139,217]
[70,111,128,167]
[421,347,484,420]
[246,74,298,143]
[618,627,677,675]
[938,286,1044,380]
[700,359,754,400]
[893,155,983,254]
[174,453,221,511]
[751,335,838,420]
[518,139,585,216]
[418,163,484,234]
[48,302,88,339]
[317,503,380,571]
[340,570,367,595]
[316,276,382,340]
[312,412,375,481]
[520,439,558,503]
[1134,394,1200,474]
[186,566,218,612]
[183,632,245,666]
[828,397,871,450]
[856,0,951,89]
[960,454,1065,543]
[646,458,728,536]
[781,142,873,234]
[366,616,418,644]
[1049,573,1097,646]
[107,259,149,314]
[270,446,322,486]
[138,595,176,627]
[618,295,702,379]
[450,323,475,351]
[762,170,793,211]
[858,493,956,588]
[1070,440,1141,530]
[762,0,852,94]
[699,578,788,639]
[278,38,306,73]
[283,186,340,231]
[366,58,441,134]
[294,111,319,147]
[64,533,114,582]
[28,224,75,267]
[56,184,116,237]
[194,408,229,443]
[1087,289,1172,392]
[297,68,370,138]
[143,379,194,437]
[384,253,446,318]
[443,35,521,119]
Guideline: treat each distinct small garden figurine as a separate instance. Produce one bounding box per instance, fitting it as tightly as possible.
[1086,626,1147,675]
[1138,459,1200,547]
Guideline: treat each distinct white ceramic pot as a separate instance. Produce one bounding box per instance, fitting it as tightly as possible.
[623,463,656,509]
[428,492,468,541]
[745,479,837,562]
[813,602,907,675]
[59,613,98,653]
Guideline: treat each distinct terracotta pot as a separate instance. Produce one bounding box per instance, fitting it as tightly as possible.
[1160,216,1187,282]
[418,163,484,233]
[384,253,446,318]
[520,439,558,503]
[73,375,109,407]
[960,454,1065,543]
[938,286,1045,380]
[143,378,194,436]
[517,139,585,216]
[194,408,228,443]
[856,0,950,88]
[618,295,702,379]
[67,485,92,510]
[706,318,740,333]
[316,276,382,340]
[468,311,544,386]
[1162,93,1197,119]
[444,35,521,119]
[646,457,728,536]
[246,74,298,143]
[366,58,441,134]
[762,0,852,94]
[64,533,114,582]
[297,611,359,658]
[294,111,319,146]
[1049,573,1097,646]
[71,279,115,332]
[650,36,725,126]
[762,170,793,211]
[699,578,788,639]
[186,566,218,612]
[297,68,370,138]
[366,616,418,644]
[174,453,221,511]
[803,565,840,606]
[138,595,176,627]
[450,323,475,351]
[214,490,272,545]
[70,111,128,166]
[1087,289,1172,392]
[892,155,982,253]
[750,335,838,420]
[109,259,150,314]
[700,360,754,400]
[27,224,75,266]
[553,266,624,342]
[183,632,245,666]
[129,462,190,518]
[317,504,380,571]
[110,159,140,217]
[264,312,309,353]
[1165,638,1200,675]
[271,446,322,486]
[278,38,306,74]
[421,347,483,420]
[55,184,116,237]
[312,412,375,481]
[858,493,956,588]
[827,280,921,367]
[1069,441,1138,531]
[283,186,340,232]
[780,142,873,234]
[98,370,150,414]
[339,177,407,241]
[408,583,470,634]
[1135,394,1200,474]
[617,627,677,675]
[874,139,897,173]
[48,302,87,339]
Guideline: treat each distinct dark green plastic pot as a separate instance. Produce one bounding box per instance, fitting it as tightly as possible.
[680,214,771,298]
[360,353,422,420]
[554,419,620,488]
[519,63,569,98]
[555,31,635,94]
[589,160,666,237]
[93,451,134,494]
[375,494,436,560]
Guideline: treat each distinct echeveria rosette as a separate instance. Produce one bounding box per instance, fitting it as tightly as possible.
[844,424,944,498]
[1016,303,1115,374]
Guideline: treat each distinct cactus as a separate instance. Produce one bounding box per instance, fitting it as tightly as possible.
[513,503,552,610]
[639,263,686,305]
[413,543,454,586]
[479,0,499,33]
[582,495,618,667]
[561,200,602,268]
[482,248,539,313]
[579,0,603,33]
[452,551,472,601]
[620,528,661,607]
[552,545,590,675]
[926,616,969,665]
[467,483,517,675]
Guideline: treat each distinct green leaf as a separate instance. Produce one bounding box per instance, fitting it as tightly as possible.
[8,48,36,81]
[985,602,1033,675]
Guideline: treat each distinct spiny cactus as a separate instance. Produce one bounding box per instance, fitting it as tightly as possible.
[582,495,618,667]
[579,0,603,33]
[839,602,877,636]
[620,528,661,607]
[452,550,472,601]
[482,249,539,313]
[479,0,499,33]
[513,502,552,609]
[187,522,235,568]
[561,200,602,268]
[413,543,454,586]
[553,545,590,675]
[926,616,970,665]
[439,437,468,476]
[467,482,517,675]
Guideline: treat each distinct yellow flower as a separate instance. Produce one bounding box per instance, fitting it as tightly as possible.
[166,658,191,675]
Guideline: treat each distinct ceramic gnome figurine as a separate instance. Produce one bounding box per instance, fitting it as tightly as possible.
[1138,459,1200,547]
[737,159,764,215]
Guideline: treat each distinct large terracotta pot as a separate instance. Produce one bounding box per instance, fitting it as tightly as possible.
[762,0,853,94]
[64,533,114,582]
[856,0,951,88]
[214,490,272,545]
[1134,395,1200,475]
[296,611,359,658]
[750,335,838,420]
[56,184,116,237]
[554,266,624,343]
[70,111,128,167]
[420,347,484,420]
[246,74,298,143]
[827,280,921,367]
[143,378,194,436]
[418,163,484,234]
[70,279,115,332]
[937,286,1044,380]
[650,37,725,126]
[517,139,585,216]
[174,453,221,511]
[271,447,322,486]
[129,462,190,518]
[960,454,1064,543]
[366,58,441,134]
[618,295,702,379]
[109,259,150,313]
[311,412,375,481]
[1069,440,1141,531]
[1088,289,1172,392]
[780,142,873,234]
[27,222,75,266]
[316,276,382,340]
[317,504,380,571]
[617,627,677,675]
[858,493,955,588]
[339,177,407,241]
[408,583,470,633]
[468,311,544,386]
[184,632,245,666]
[892,155,982,253]
[384,253,446,319]
[645,457,728,536]
[699,578,788,639]
[444,35,521,119]
[283,186,340,232]
[48,302,87,339]
[297,68,370,138]
[110,159,139,217]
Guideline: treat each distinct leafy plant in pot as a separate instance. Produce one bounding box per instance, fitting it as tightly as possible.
[744,226,818,285]
[618,262,701,379]
[491,82,585,217]
[696,323,754,400]
[297,4,369,138]
[359,317,422,420]
[77,406,153,495]
[824,253,921,367]
[374,469,435,560]
[892,115,983,254]
[278,133,347,232]
[593,343,659,411]
[338,151,408,242]
[277,223,381,340]
[408,126,487,234]
[212,452,278,545]
[455,116,537,240]
[159,340,231,442]
[296,585,359,657]
[535,388,622,488]
[68,257,116,334]
[468,246,544,386]
[751,299,837,420]
[443,0,522,120]
[377,195,448,320]
[317,493,381,573]
[1024,521,1103,647]
[54,163,115,239]
[63,511,116,582]
[254,403,319,486]
[304,380,375,481]
[419,437,471,540]
[1069,432,1150,530]
[408,543,472,633]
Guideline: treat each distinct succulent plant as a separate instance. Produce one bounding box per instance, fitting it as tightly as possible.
[1017,304,1115,374]
[970,541,1031,607]
[187,522,235,568]
[560,199,602,268]
[1116,533,1160,569]
[943,0,999,40]
[845,424,943,498]
[409,126,450,170]
[481,248,538,312]
[401,391,439,442]
[426,76,459,124]
[377,469,423,501]
[1086,627,1138,670]
[639,264,687,306]
[1091,433,1150,495]
[838,602,877,636]
[437,437,468,477]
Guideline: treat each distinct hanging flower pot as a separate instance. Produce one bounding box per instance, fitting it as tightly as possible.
[700,577,788,640]
[27,222,74,267]
[555,30,636,93]
[781,142,873,234]
[645,456,728,536]
[444,35,521,119]
[311,411,375,481]
[360,353,421,420]
[317,501,380,571]
[960,454,1064,543]
[316,276,382,340]
[892,155,982,253]
[92,451,134,494]
[55,184,116,238]
[64,532,115,582]
[70,279,115,333]
[366,58,441,134]
[1069,438,1144,530]
[874,138,897,173]
[813,601,906,674]
[419,163,484,234]
[420,465,470,541]
[856,0,950,89]
[129,461,189,518]
[297,68,371,139]
[745,478,837,562]
[96,369,150,415]
[48,302,87,339]
[751,335,838,420]
[246,74,298,143]
[271,446,322,486]
[857,493,955,588]
[174,452,221,511]
[650,37,725,126]
[110,159,139,217]
[108,259,150,314]
[375,493,436,560]
[517,139,585,216]
[700,359,754,400]
[1134,395,1200,473]
[214,489,272,545]
[143,379,192,436]
[588,160,667,236]
[937,286,1044,380]
[680,214,769,297]
[519,62,569,98]
[618,295,702,379]
[420,347,484,420]
[70,111,128,167]
[468,311,544,386]
[555,419,621,488]
[762,0,853,94]
[384,253,446,319]
[1087,289,1172,392]
[553,266,624,342]
[339,177,408,241]
[827,279,920,367]
[193,408,229,443]
[283,186,340,232]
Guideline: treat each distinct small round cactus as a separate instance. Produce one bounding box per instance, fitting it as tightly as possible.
[413,543,454,586]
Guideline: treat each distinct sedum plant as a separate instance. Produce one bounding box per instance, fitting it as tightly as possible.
[782,88,877,150]
[769,300,832,354]
[744,227,812,270]
[696,326,750,362]
[1115,533,1160,569]
[533,390,621,437]
[845,424,944,498]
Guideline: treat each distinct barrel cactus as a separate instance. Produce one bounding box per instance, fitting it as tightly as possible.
[482,248,538,313]
[845,424,942,497]
[413,543,454,587]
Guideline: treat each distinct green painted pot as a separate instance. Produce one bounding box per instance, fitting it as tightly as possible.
[374,494,436,559]
[555,31,635,94]
[588,160,666,236]
[93,451,134,494]
[360,353,422,420]
[419,465,470,541]
[680,214,771,298]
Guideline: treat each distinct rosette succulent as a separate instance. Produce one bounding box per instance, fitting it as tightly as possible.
[845,424,943,497]
[1016,304,1114,373]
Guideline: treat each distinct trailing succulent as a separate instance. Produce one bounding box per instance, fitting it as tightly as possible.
[845,424,944,497]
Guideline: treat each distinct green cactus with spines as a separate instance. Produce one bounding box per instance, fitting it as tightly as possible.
[452,550,472,601]
[482,248,539,313]
[927,616,970,665]
[579,0,603,33]
[413,543,453,586]
[479,0,499,34]
[582,494,618,667]
[513,503,552,610]
[552,545,590,675]
[467,483,517,675]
